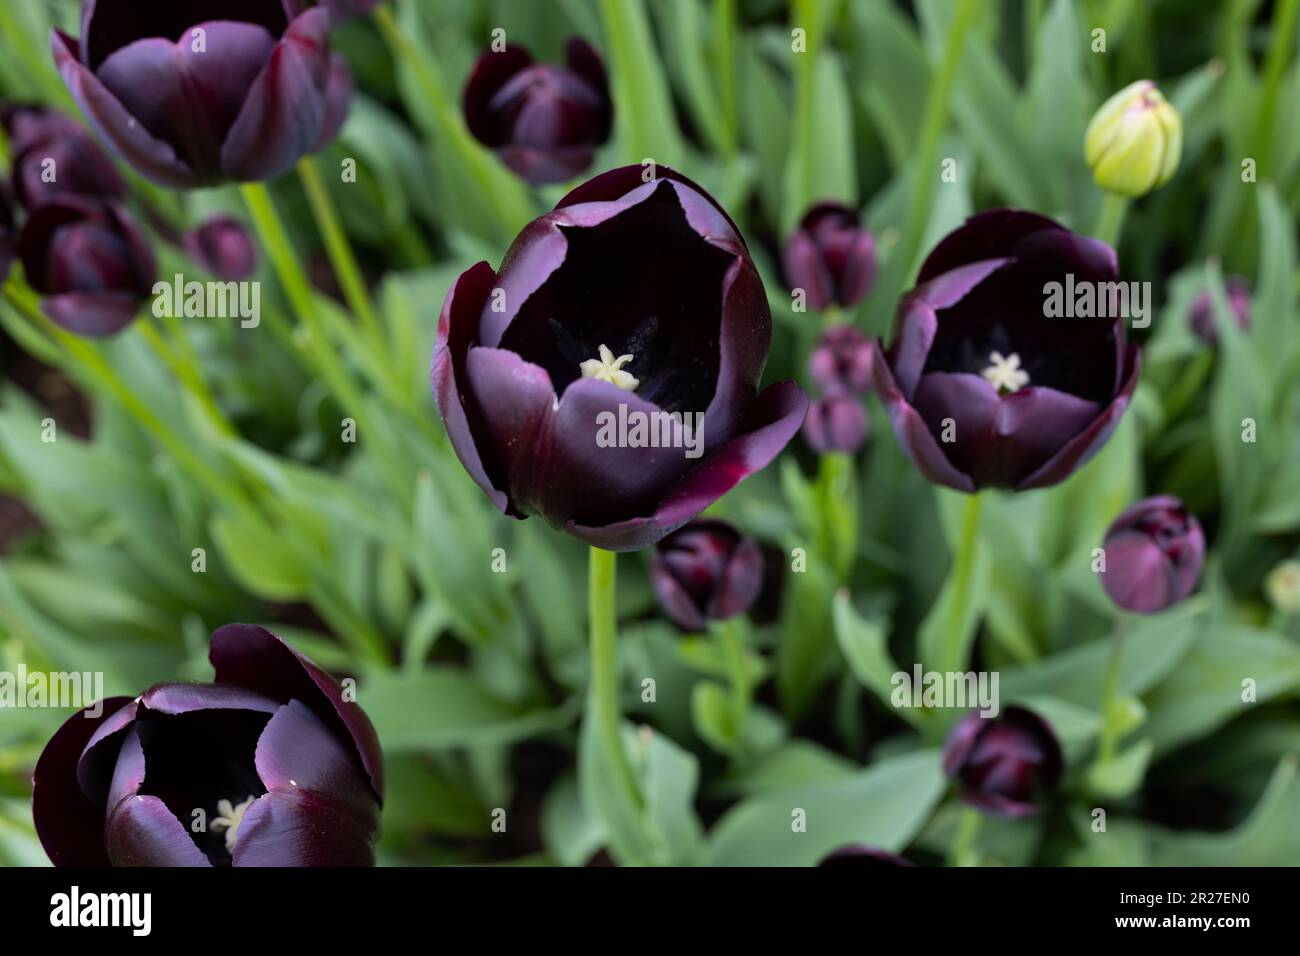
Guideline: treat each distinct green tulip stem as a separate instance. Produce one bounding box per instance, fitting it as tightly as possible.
[716,616,750,751]
[1094,617,1129,767]
[951,490,984,621]
[1094,193,1129,249]
[296,156,384,345]
[588,546,642,810]
[948,806,983,867]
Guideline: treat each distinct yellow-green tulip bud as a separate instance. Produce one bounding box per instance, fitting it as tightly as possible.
[1265,559,1300,613]
[1085,80,1182,198]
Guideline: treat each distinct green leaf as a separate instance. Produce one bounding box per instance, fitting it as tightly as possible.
[782,39,856,234]
[691,681,738,752]
[598,0,688,166]
[210,507,312,601]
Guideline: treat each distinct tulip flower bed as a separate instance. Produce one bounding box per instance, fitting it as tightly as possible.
[1,0,1299,871]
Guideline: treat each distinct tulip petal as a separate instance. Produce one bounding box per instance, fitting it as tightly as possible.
[32,696,133,866]
[310,53,353,153]
[705,256,771,446]
[889,297,938,399]
[141,681,282,716]
[873,346,976,492]
[1100,531,1177,613]
[105,793,212,866]
[52,29,198,188]
[462,345,557,507]
[462,45,534,147]
[220,9,331,181]
[42,292,142,337]
[208,623,385,802]
[254,701,379,821]
[228,788,377,867]
[917,208,1063,282]
[715,535,764,619]
[782,227,836,311]
[650,564,708,631]
[75,697,139,802]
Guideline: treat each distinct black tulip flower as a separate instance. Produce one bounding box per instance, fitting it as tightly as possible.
[185,214,258,281]
[1,105,125,210]
[463,37,613,185]
[650,519,764,631]
[873,210,1140,492]
[1187,275,1251,346]
[818,845,914,867]
[809,324,874,396]
[783,201,877,311]
[1100,495,1205,614]
[942,706,1063,818]
[20,196,156,337]
[803,394,868,455]
[52,0,353,188]
[433,165,808,551]
[32,624,384,867]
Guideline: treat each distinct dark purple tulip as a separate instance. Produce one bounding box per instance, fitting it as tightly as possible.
[32,624,384,867]
[803,394,868,455]
[19,196,155,337]
[819,845,914,867]
[1187,275,1251,345]
[433,165,808,552]
[184,214,258,281]
[809,324,874,396]
[463,38,613,185]
[650,519,764,631]
[322,0,380,22]
[52,0,353,188]
[1,105,125,210]
[1100,495,1204,614]
[942,706,1063,818]
[872,209,1141,492]
[783,202,877,311]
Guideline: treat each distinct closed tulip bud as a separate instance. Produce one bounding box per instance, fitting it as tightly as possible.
[19,196,155,337]
[1,105,125,210]
[942,706,1063,817]
[1264,560,1300,614]
[1084,80,1181,198]
[819,845,914,867]
[783,202,877,311]
[803,394,868,455]
[808,324,874,396]
[185,214,258,281]
[1187,275,1251,345]
[53,2,353,188]
[1100,495,1205,614]
[650,520,764,631]
[33,624,384,867]
[463,38,613,185]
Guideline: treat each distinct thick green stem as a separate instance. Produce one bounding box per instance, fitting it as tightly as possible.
[1094,193,1129,249]
[296,156,383,343]
[948,806,983,866]
[588,547,641,809]
[717,616,749,749]
[952,491,984,609]
[1094,619,1128,765]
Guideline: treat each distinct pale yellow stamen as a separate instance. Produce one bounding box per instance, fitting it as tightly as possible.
[579,344,639,391]
[210,795,256,851]
[981,351,1030,394]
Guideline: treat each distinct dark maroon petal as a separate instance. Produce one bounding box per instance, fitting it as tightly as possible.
[705,256,771,445]
[140,681,282,716]
[565,37,611,113]
[910,257,1015,312]
[819,845,915,867]
[495,143,597,185]
[229,788,377,866]
[254,701,380,823]
[1012,227,1117,284]
[96,22,277,183]
[956,786,1043,818]
[802,394,869,455]
[1101,531,1175,613]
[837,228,878,307]
[81,0,291,70]
[888,297,939,399]
[104,723,147,809]
[1016,345,1141,490]
[105,793,212,866]
[911,372,998,476]
[52,29,198,188]
[310,53,353,153]
[650,559,709,631]
[872,344,976,492]
[42,292,141,337]
[477,217,568,349]
[714,534,764,619]
[463,45,534,147]
[184,215,258,281]
[208,624,384,802]
[941,711,985,777]
[220,8,332,182]
[782,228,836,312]
[917,209,1064,283]
[8,116,126,209]
[432,261,511,514]
[32,696,133,866]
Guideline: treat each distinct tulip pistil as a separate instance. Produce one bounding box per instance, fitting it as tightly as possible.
[580,344,640,391]
[210,795,256,851]
[981,351,1030,394]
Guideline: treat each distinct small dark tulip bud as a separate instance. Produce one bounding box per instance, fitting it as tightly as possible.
[942,706,1064,818]
[783,201,877,311]
[19,197,156,338]
[809,324,874,396]
[802,394,868,455]
[1,106,124,210]
[463,38,614,185]
[650,520,764,631]
[1099,495,1204,614]
[1187,275,1251,345]
[185,214,258,281]
[819,845,914,867]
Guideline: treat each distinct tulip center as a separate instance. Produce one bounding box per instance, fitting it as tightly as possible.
[981,351,1030,394]
[580,344,640,391]
[210,795,256,851]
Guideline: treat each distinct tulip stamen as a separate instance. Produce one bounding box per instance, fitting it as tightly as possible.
[580,344,640,391]
[210,795,256,851]
[981,351,1030,394]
